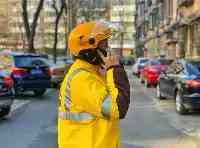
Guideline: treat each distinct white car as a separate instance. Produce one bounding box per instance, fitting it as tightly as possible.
[132,58,149,76]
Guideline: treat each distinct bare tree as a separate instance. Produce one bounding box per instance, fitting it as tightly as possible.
[63,0,79,55]
[51,0,67,63]
[22,0,44,53]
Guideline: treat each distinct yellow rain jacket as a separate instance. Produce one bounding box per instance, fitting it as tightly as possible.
[58,59,130,148]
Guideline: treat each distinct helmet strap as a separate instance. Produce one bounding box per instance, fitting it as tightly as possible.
[76,49,105,66]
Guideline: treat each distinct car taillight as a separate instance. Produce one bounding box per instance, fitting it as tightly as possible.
[186,80,200,89]
[12,67,27,77]
[44,68,51,76]
[148,69,159,75]
[3,77,13,88]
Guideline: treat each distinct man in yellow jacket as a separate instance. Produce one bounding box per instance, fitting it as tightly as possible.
[58,21,130,148]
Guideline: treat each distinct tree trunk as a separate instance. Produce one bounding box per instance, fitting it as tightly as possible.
[52,0,65,64]
[53,18,59,64]
[29,36,35,53]
[22,0,44,53]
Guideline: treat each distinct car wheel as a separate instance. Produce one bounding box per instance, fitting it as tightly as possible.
[136,72,139,77]
[145,79,149,88]
[34,89,46,97]
[139,75,144,83]
[175,91,188,115]
[13,88,20,96]
[156,84,165,100]
[51,82,58,88]
[10,87,16,96]
[0,107,11,117]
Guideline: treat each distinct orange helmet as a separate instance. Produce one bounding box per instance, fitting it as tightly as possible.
[68,21,112,56]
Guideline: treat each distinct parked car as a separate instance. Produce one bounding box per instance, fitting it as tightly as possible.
[157,59,200,114]
[0,52,51,96]
[0,69,14,117]
[132,58,148,76]
[49,58,73,88]
[120,56,135,65]
[140,59,173,87]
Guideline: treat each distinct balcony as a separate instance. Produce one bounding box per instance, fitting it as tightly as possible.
[178,0,194,7]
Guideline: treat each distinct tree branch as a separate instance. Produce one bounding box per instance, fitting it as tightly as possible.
[22,0,31,40]
[31,0,44,39]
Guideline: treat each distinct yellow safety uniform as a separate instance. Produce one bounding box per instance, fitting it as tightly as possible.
[58,59,130,148]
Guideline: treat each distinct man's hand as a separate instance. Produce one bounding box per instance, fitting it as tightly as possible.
[104,55,120,69]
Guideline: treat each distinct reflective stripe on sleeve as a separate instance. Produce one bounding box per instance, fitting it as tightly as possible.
[59,111,95,122]
[101,95,112,118]
[64,68,86,110]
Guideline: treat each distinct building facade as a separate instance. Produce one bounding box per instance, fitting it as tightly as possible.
[135,0,200,59]
[0,0,66,53]
[178,0,200,58]
[110,0,135,56]
[77,0,110,23]
[135,0,178,58]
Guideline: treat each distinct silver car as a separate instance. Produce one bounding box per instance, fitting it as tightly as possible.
[132,58,149,76]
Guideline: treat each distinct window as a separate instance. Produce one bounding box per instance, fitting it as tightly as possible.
[14,56,49,68]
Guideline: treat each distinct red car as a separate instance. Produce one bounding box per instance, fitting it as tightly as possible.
[140,59,173,87]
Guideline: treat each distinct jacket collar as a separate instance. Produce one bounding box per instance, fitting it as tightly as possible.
[72,59,100,73]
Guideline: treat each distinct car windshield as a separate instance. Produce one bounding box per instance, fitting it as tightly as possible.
[139,59,148,64]
[150,60,160,65]
[186,62,200,75]
[14,56,49,68]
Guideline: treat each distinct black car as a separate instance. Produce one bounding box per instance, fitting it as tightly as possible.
[120,56,135,65]
[157,59,200,114]
[0,52,51,96]
[0,70,14,117]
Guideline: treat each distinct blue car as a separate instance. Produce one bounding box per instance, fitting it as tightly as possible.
[157,59,200,114]
[0,69,14,117]
[0,52,51,96]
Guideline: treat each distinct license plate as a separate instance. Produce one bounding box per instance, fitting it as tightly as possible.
[31,69,42,75]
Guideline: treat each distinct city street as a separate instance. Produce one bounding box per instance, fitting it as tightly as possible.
[1,0,200,147]
[0,67,200,148]
[121,67,200,148]
[0,90,58,148]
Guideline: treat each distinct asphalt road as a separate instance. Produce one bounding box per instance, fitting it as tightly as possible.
[121,67,200,148]
[0,67,200,148]
[0,90,58,148]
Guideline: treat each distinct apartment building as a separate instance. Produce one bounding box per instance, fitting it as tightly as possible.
[0,0,66,52]
[110,0,135,56]
[77,0,110,24]
[135,0,179,58]
[0,1,8,37]
[178,0,200,58]
[135,0,200,59]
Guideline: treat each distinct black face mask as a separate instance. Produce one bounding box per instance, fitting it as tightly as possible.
[76,48,108,66]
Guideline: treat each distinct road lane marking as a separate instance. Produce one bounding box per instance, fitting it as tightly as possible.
[11,100,31,112]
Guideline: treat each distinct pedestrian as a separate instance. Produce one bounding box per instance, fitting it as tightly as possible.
[58,21,130,148]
